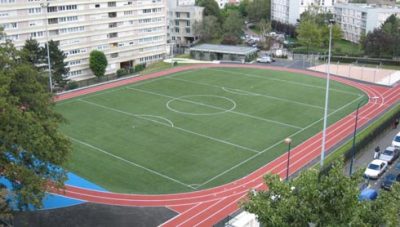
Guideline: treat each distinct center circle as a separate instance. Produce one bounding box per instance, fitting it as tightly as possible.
[166,95,237,116]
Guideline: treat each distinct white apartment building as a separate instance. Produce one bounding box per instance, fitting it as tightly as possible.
[168,6,203,48]
[271,0,348,25]
[335,3,400,43]
[0,0,168,80]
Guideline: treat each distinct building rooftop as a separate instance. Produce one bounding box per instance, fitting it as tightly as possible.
[190,44,258,55]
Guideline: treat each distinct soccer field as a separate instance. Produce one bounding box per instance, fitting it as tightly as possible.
[55,67,365,194]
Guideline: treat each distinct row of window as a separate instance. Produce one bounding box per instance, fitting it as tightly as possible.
[67,70,82,77]
[138,35,163,43]
[138,17,163,24]
[142,8,162,14]
[139,54,163,63]
[59,26,84,34]
[0,0,15,4]
[0,22,17,29]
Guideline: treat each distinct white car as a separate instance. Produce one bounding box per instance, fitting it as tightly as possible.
[392,131,400,148]
[364,159,388,179]
[256,56,272,63]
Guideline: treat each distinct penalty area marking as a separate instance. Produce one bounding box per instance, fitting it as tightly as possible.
[68,136,196,190]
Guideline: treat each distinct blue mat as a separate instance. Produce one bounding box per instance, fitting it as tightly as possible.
[1,172,107,210]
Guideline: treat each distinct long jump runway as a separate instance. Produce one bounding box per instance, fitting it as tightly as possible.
[54,64,400,227]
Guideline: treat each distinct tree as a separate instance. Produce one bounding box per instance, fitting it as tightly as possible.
[193,15,221,42]
[222,11,244,45]
[0,41,71,211]
[46,40,69,88]
[21,39,43,68]
[89,50,108,78]
[362,28,393,58]
[258,19,273,50]
[246,0,270,23]
[296,19,322,53]
[196,0,222,23]
[238,0,249,18]
[242,161,400,226]
[320,24,343,48]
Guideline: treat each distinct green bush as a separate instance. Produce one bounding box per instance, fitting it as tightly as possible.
[66,81,79,90]
[116,68,128,77]
[134,63,146,72]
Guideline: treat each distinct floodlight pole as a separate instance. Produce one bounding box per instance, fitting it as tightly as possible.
[284,138,292,181]
[320,19,334,167]
[41,0,53,93]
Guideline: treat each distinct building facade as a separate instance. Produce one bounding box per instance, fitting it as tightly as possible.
[0,0,168,80]
[271,0,348,25]
[334,3,400,43]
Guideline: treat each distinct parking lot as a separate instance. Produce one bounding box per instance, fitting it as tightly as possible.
[344,128,400,191]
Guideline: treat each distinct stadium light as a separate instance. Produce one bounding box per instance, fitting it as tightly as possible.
[320,19,335,167]
[284,137,292,181]
[40,0,53,93]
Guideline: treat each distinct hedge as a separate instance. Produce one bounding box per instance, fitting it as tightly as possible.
[321,103,400,171]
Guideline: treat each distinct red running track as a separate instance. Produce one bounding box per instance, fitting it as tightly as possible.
[53,64,400,226]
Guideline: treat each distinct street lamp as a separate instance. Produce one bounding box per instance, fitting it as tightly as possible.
[320,19,335,167]
[284,137,292,181]
[349,97,378,175]
[40,0,53,93]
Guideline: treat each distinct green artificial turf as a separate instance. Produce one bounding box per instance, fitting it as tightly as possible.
[55,67,365,194]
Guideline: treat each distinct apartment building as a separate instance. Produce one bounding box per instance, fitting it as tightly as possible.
[0,0,168,80]
[167,0,203,53]
[271,0,348,25]
[334,3,400,43]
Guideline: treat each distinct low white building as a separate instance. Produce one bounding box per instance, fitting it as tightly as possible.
[334,3,400,43]
[271,0,348,25]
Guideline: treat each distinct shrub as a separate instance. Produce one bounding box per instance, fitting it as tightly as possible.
[116,68,128,77]
[66,81,79,90]
[134,63,146,72]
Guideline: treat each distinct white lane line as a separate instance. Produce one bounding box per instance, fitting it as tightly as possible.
[127,87,303,130]
[194,95,365,189]
[78,98,260,154]
[68,137,196,190]
[209,68,361,96]
[169,77,328,111]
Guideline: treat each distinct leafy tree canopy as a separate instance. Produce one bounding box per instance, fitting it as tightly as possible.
[242,161,400,226]
[196,0,223,23]
[222,10,244,44]
[193,15,221,42]
[0,40,71,211]
[89,50,108,78]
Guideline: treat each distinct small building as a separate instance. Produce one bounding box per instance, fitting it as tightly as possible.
[190,44,258,62]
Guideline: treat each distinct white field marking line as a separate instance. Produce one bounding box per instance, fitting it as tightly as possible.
[68,136,196,190]
[169,77,328,111]
[159,202,205,227]
[135,114,174,127]
[166,95,237,116]
[56,70,195,106]
[127,87,303,130]
[192,194,248,227]
[78,98,260,154]
[210,68,362,96]
[194,95,365,189]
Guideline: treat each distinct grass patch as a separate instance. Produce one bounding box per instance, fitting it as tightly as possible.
[56,67,365,194]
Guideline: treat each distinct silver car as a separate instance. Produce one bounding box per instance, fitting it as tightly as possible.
[379,146,399,164]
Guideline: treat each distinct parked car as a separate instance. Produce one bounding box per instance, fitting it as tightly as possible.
[392,131,400,148]
[381,173,400,190]
[364,159,388,179]
[379,146,399,164]
[359,188,378,201]
[256,56,272,63]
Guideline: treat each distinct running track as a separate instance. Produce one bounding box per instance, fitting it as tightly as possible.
[54,64,400,226]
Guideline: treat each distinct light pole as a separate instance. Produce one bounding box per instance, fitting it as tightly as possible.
[320,19,335,167]
[40,0,53,93]
[284,137,292,181]
[349,97,378,175]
